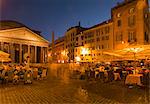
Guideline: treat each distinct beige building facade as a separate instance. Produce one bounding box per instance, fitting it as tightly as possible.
[0,20,49,64]
[64,25,85,62]
[53,0,149,63]
[74,20,113,62]
[112,0,150,50]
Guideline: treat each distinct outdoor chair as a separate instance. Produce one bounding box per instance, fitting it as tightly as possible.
[107,70,114,82]
[141,72,149,87]
[99,72,105,82]
[41,68,47,79]
[33,68,38,80]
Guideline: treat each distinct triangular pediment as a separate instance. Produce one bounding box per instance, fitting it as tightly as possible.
[0,27,49,43]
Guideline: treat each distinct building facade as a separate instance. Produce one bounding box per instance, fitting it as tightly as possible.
[53,0,150,63]
[64,24,86,62]
[53,36,67,63]
[112,0,150,50]
[74,20,113,62]
[0,20,49,64]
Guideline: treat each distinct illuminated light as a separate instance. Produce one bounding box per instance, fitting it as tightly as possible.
[62,60,64,63]
[121,41,125,44]
[81,48,89,55]
[75,56,81,62]
[48,53,51,57]
[76,62,80,64]
[61,50,66,56]
[125,47,144,53]
[58,60,61,63]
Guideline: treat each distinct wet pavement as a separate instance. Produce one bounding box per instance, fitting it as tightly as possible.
[0,75,149,104]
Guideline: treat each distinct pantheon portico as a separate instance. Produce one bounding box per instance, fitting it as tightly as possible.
[0,20,49,64]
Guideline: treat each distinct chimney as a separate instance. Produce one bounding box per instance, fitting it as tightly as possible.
[78,21,81,27]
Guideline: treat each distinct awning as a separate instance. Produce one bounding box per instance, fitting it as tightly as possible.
[102,45,150,60]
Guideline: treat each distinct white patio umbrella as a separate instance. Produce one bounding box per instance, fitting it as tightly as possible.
[0,50,11,63]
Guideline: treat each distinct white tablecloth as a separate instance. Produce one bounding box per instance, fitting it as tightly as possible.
[114,73,121,80]
[125,74,143,86]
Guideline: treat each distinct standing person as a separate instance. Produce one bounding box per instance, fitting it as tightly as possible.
[24,69,33,84]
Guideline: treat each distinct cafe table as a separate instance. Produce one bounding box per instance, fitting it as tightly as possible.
[114,73,121,80]
[125,74,143,86]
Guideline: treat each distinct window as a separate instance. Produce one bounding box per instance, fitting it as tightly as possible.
[144,32,149,42]
[76,37,78,41]
[0,42,2,50]
[105,36,109,40]
[101,45,104,49]
[128,31,136,42]
[97,38,100,41]
[117,13,121,18]
[116,32,123,41]
[102,36,105,41]
[117,20,121,27]
[85,36,87,39]
[128,15,135,27]
[81,42,84,46]
[101,29,104,35]
[105,27,110,34]
[129,7,135,14]
[96,29,100,36]
[81,36,84,40]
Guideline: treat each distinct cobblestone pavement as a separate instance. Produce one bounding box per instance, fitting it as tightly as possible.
[0,76,149,104]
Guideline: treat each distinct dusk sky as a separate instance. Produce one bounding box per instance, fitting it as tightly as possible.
[0,0,139,42]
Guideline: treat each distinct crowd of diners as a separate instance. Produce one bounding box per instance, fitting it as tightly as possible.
[73,60,150,87]
[0,64,48,84]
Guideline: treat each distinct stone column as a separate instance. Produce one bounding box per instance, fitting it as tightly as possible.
[26,45,30,68]
[1,42,4,51]
[10,43,15,63]
[35,46,37,63]
[41,47,43,63]
[46,47,48,63]
[43,47,45,63]
[19,44,22,63]
[8,43,10,54]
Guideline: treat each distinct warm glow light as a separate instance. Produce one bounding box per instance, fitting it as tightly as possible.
[121,41,125,44]
[61,50,66,56]
[62,60,64,63]
[75,56,81,62]
[58,60,61,63]
[81,48,88,55]
[126,47,144,53]
[48,53,51,57]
